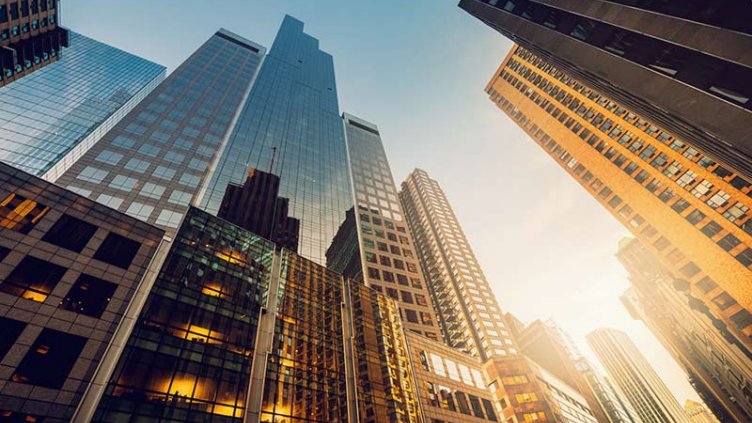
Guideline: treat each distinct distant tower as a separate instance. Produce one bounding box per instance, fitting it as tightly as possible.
[587,328,692,423]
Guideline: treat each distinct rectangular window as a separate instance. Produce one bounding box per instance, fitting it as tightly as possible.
[60,274,117,318]
[94,233,141,269]
[0,316,26,361]
[0,256,66,302]
[12,329,87,389]
[0,193,50,234]
[42,214,97,253]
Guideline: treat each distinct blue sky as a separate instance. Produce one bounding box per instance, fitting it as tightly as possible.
[65,0,699,403]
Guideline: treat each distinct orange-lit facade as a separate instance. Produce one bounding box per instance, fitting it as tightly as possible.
[486,44,752,348]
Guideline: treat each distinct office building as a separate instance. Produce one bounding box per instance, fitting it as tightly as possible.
[54,29,265,234]
[484,355,598,423]
[399,168,516,359]
[199,16,352,265]
[328,114,441,340]
[408,332,500,422]
[217,167,300,251]
[587,328,691,423]
[578,361,642,423]
[619,237,752,422]
[484,44,752,349]
[0,0,69,86]
[0,31,165,179]
[0,162,165,422]
[684,400,720,423]
[459,0,752,179]
[516,319,611,422]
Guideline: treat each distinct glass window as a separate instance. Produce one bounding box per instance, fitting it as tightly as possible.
[0,316,26,361]
[0,256,66,302]
[60,274,118,318]
[94,150,123,165]
[97,194,124,209]
[139,183,166,200]
[153,166,176,181]
[77,166,109,183]
[12,329,87,389]
[126,202,155,220]
[179,173,201,187]
[110,175,138,191]
[0,192,50,234]
[124,158,150,173]
[42,214,97,253]
[94,233,141,269]
[156,210,183,228]
[430,353,445,377]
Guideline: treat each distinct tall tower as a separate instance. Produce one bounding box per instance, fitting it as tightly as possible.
[458,0,752,179]
[484,44,752,356]
[0,0,69,86]
[0,31,165,179]
[200,16,352,265]
[587,328,692,423]
[327,114,441,340]
[54,29,266,234]
[619,237,752,422]
[399,168,515,358]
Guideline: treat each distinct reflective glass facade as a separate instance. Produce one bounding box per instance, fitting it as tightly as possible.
[200,16,352,265]
[55,30,264,234]
[93,207,275,421]
[0,31,165,178]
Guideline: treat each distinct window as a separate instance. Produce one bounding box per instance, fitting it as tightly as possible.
[94,150,123,165]
[94,233,141,269]
[696,277,718,293]
[126,202,154,220]
[125,158,150,173]
[0,316,26,361]
[179,174,201,188]
[1,256,66,302]
[139,183,166,200]
[730,309,752,329]
[60,274,117,318]
[679,262,701,278]
[0,193,49,233]
[156,210,183,228]
[685,209,706,225]
[97,194,124,209]
[711,292,736,310]
[153,166,177,181]
[736,248,752,268]
[112,135,135,149]
[42,214,97,253]
[137,144,160,157]
[77,166,109,183]
[110,175,138,191]
[717,234,740,252]
[367,267,380,280]
[405,309,419,323]
[653,236,670,251]
[12,329,86,389]
[701,221,722,238]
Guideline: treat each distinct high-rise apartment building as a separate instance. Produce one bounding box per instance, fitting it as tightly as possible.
[587,328,691,423]
[200,16,352,265]
[400,168,515,359]
[328,114,441,340]
[578,361,642,423]
[54,29,265,234]
[0,0,69,86]
[619,237,752,422]
[0,31,165,179]
[0,162,165,422]
[459,0,752,179]
[484,45,752,352]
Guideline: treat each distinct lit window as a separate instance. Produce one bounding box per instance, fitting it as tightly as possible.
[12,329,86,389]
[0,256,66,302]
[0,192,50,233]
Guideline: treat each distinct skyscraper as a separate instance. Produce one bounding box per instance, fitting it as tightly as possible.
[587,328,692,423]
[327,113,441,340]
[200,16,352,265]
[54,29,265,233]
[0,0,69,86]
[484,44,752,353]
[684,400,721,423]
[459,0,752,179]
[619,237,752,422]
[400,168,516,358]
[0,31,165,179]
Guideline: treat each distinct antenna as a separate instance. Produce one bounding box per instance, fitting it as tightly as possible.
[269,146,277,173]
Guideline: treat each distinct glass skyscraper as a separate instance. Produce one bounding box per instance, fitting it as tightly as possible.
[55,29,265,233]
[200,16,352,265]
[0,31,165,179]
